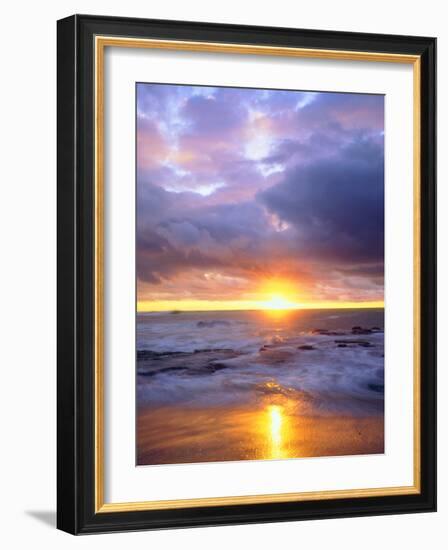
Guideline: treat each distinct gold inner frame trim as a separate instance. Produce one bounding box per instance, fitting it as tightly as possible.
[94,35,421,513]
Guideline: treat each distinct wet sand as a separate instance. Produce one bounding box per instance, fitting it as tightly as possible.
[137,402,384,465]
[136,309,384,466]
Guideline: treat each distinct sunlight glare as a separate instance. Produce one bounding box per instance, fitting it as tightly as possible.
[265,295,295,310]
[269,405,283,447]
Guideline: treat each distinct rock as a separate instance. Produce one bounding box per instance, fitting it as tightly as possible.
[351,326,373,335]
[207,362,229,372]
[137,348,242,377]
[137,350,187,360]
[193,348,233,353]
[298,345,314,350]
[334,339,373,347]
[311,328,345,336]
[138,365,187,377]
[256,349,293,365]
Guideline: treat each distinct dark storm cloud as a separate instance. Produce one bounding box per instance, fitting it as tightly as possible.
[259,137,384,264]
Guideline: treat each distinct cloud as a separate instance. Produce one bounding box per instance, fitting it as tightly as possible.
[259,136,384,264]
[137,118,169,169]
[136,181,273,286]
[136,84,384,304]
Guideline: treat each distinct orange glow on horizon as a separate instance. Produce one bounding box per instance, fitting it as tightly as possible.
[137,299,384,313]
[138,276,383,313]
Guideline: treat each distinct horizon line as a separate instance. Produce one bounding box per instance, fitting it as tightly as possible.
[137,300,385,313]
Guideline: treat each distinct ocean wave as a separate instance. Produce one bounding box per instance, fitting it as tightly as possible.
[137,332,384,416]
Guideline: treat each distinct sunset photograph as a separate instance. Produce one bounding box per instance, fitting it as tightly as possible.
[136,82,385,466]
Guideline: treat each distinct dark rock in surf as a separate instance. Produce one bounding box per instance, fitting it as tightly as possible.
[351,326,373,335]
[334,339,373,347]
[256,349,293,365]
[137,350,188,360]
[137,348,242,378]
[311,328,345,336]
[193,348,233,353]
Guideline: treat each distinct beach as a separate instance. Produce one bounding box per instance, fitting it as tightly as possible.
[137,308,384,465]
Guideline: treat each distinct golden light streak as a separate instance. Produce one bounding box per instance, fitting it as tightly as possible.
[269,405,283,446]
[137,299,384,312]
[265,404,289,460]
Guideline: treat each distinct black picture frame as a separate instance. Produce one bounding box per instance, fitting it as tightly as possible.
[57,14,436,534]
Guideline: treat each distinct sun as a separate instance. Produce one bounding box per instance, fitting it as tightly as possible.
[264,294,295,310]
[258,279,300,311]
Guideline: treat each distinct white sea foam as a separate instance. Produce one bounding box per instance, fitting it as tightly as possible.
[137,309,384,415]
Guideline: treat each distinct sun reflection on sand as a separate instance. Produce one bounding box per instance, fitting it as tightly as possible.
[268,405,284,458]
[264,404,295,459]
[137,401,384,465]
[269,406,282,443]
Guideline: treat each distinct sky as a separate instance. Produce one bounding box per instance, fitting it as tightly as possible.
[136,83,384,312]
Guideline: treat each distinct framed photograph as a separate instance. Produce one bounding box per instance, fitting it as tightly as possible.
[57,14,436,534]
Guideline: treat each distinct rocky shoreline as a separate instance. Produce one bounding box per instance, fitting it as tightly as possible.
[137,325,383,381]
[137,348,243,377]
[136,313,385,464]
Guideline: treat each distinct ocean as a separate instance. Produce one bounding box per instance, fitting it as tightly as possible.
[136,308,384,465]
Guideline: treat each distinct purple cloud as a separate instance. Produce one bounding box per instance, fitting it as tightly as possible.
[136,83,384,304]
